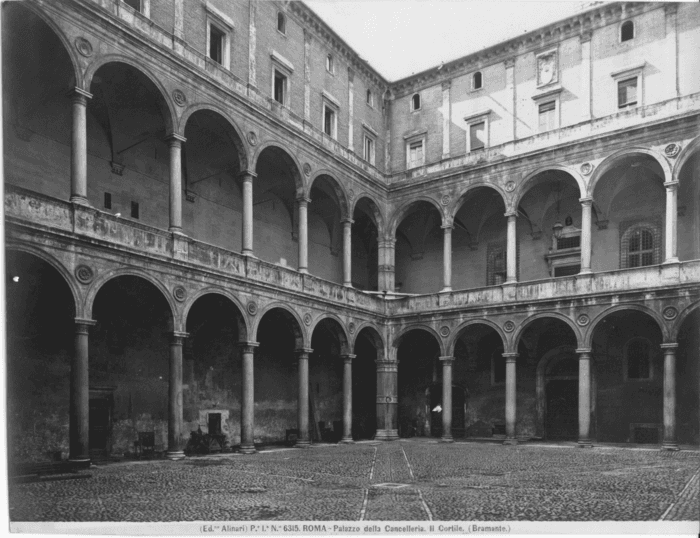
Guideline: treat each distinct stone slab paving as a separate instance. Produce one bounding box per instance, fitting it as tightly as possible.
[8,440,699,522]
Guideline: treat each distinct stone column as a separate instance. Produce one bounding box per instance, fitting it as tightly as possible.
[664,181,679,264]
[295,348,312,447]
[342,218,353,287]
[505,211,518,284]
[580,31,592,122]
[167,331,187,460]
[378,239,396,293]
[440,356,454,442]
[239,170,256,256]
[239,341,259,454]
[441,223,453,292]
[375,359,399,440]
[69,318,96,465]
[340,354,355,443]
[347,68,355,152]
[577,348,593,447]
[297,197,310,273]
[441,80,451,159]
[69,88,92,205]
[166,134,186,234]
[503,352,518,445]
[661,343,679,451]
[580,197,593,274]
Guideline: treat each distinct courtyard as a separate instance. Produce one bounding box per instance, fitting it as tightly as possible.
[8,439,699,523]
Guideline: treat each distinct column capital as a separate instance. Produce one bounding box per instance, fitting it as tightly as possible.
[379,238,397,248]
[295,348,313,358]
[164,133,187,145]
[576,348,592,357]
[663,181,679,190]
[439,355,454,363]
[504,210,518,219]
[502,352,519,362]
[74,318,97,332]
[441,223,454,231]
[504,58,515,69]
[238,341,260,353]
[68,87,93,102]
[341,353,356,363]
[296,196,312,205]
[375,359,398,372]
[341,217,354,225]
[237,169,257,181]
[579,197,593,206]
[580,30,592,43]
[660,343,678,350]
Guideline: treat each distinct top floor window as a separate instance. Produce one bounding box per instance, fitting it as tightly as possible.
[326,54,334,74]
[277,12,286,34]
[122,0,141,12]
[617,76,638,109]
[621,20,634,42]
[472,71,483,90]
[411,93,421,111]
[366,89,373,107]
[209,24,225,65]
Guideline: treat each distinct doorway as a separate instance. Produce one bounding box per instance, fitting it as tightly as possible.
[543,353,579,441]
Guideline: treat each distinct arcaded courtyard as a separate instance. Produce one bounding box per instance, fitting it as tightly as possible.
[8,440,698,523]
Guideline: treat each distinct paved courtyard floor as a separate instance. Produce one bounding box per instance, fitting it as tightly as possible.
[8,439,700,522]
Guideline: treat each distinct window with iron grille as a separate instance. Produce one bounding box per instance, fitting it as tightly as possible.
[620,220,661,269]
[557,235,580,250]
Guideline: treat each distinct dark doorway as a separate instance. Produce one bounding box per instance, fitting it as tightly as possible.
[89,397,112,453]
[208,413,222,436]
[545,379,578,440]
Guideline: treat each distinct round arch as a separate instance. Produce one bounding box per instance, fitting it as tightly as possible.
[5,2,82,90]
[5,243,82,318]
[451,182,509,220]
[393,324,446,357]
[182,287,251,342]
[671,300,700,342]
[351,194,386,234]
[514,166,586,209]
[253,302,307,349]
[179,103,251,171]
[310,314,350,354]
[511,312,582,353]
[585,304,668,348]
[84,268,178,330]
[447,319,507,356]
[588,147,672,197]
[352,323,385,356]
[84,56,176,135]
[251,142,305,193]
[307,171,350,219]
[389,197,445,239]
[673,136,700,183]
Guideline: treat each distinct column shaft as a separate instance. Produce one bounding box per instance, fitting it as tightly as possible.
[577,349,593,447]
[580,198,592,274]
[298,198,309,273]
[503,353,518,445]
[69,319,95,464]
[167,135,186,233]
[167,332,186,459]
[661,344,679,450]
[240,342,258,453]
[664,182,679,263]
[378,239,396,292]
[442,225,453,292]
[505,213,517,284]
[440,357,454,442]
[341,354,355,443]
[296,349,311,446]
[240,172,256,256]
[342,219,353,287]
[70,89,92,205]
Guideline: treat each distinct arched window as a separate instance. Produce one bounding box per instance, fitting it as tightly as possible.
[621,20,634,42]
[366,89,373,106]
[277,12,286,34]
[326,54,334,74]
[411,93,421,111]
[624,337,652,380]
[621,222,660,269]
[473,71,482,90]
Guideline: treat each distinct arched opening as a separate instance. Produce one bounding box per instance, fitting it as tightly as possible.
[676,307,700,445]
[309,318,346,442]
[590,310,663,444]
[517,317,579,441]
[452,324,505,439]
[620,20,634,42]
[308,175,345,283]
[452,187,508,290]
[591,154,666,272]
[184,294,245,451]
[353,327,380,439]
[396,329,441,437]
[2,3,76,199]
[352,197,380,291]
[677,151,700,262]
[6,250,76,463]
[88,62,171,229]
[517,170,582,280]
[183,110,245,251]
[254,307,303,444]
[394,201,443,293]
[253,147,300,269]
[91,276,173,458]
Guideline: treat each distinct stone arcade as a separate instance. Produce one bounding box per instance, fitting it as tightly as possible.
[3,0,699,466]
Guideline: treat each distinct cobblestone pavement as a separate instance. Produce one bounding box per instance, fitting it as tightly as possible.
[8,440,699,522]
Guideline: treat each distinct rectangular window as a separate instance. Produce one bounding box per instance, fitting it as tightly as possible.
[364,135,375,165]
[469,122,485,151]
[209,24,225,65]
[557,235,581,250]
[538,100,556,132]
[323,104,337,139]
[274,70,286,105]
[131,201,139,219]
[122,0,141,11]
[104,192,112,210]
[408,140,424,169]
[617,77,638,108]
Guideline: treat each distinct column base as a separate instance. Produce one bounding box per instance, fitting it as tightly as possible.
[374,429,399,441]
[339,437,354,444]
[70,196,90,206]
[504,279,517,285]
[343,283,353,288]
[503,438,518,446]
[662,257,680,265]
[439,436,454,443]
[577,439,593,448]
[239,444,257,455]
[170,228,186,236]
[578,268,592,275]
[661,442,680,451]
[440,287,452,293]
[299,268,309,274]
[295,439,311,448]
[242,250,256,258]
[166,450,186,460]
[68,457,91,469]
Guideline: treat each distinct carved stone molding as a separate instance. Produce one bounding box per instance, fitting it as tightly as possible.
[577,314,590,326]
[440,194,451,206]
[173,286,186,302]
[663,306,678,320]
[664,143,680,158]
[303,163,312,176]
[303,313,312,326]
[75,37,93,57]
[439,325,450,337]
[580,162,593,175]
[172,89,187,107]
[247,131,258,146]
[75,265,94,284]
[247,301,258,316]
[503,320,515,333]
[505,181,516,193]
[348,322,356,334]
[110,161,125,175]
